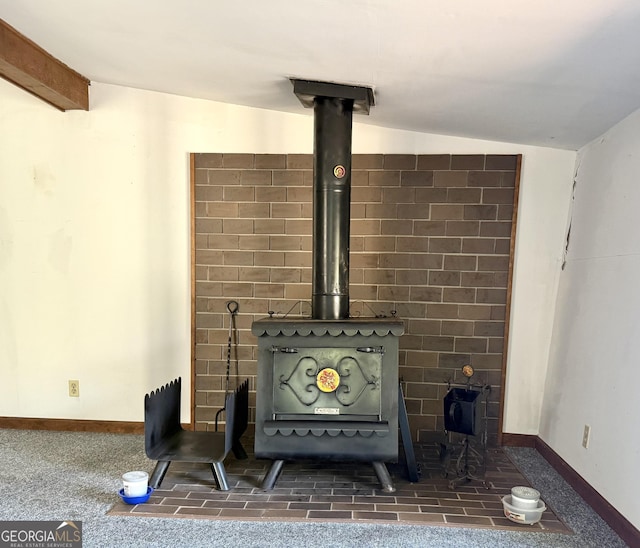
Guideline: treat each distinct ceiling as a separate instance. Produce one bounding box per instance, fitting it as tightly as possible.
[2,0,640,150]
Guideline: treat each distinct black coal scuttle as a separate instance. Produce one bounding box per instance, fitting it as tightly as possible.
[252,80,404,493]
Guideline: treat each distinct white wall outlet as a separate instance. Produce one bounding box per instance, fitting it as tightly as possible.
[68,380,80,397]
[582,424,591,448]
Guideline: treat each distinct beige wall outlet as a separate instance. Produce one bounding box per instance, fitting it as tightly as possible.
[68,380,80,397]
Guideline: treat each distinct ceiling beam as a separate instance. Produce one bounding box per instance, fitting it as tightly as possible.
[0,18,89,111]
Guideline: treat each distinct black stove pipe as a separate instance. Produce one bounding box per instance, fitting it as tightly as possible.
[312,96,353,320]
[291,79,374,320]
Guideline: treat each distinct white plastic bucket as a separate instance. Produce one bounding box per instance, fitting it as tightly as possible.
[122,471,149,497]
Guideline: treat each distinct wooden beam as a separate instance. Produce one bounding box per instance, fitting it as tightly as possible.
[0,18,89,110]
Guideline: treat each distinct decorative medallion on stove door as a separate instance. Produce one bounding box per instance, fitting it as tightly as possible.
[333,165,346,179]
[316,368,340,392]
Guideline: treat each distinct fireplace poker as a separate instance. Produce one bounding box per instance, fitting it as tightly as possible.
[215,300,238,432]
[225,300,239,396]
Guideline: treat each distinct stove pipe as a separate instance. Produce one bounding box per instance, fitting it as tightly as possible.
[291,79,374,320]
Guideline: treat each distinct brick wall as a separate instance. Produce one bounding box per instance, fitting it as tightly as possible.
[193,153,519,445]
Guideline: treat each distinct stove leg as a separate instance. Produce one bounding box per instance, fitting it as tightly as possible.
[149,460,171,489]
[261,459,285,490]
[372,461,396,493]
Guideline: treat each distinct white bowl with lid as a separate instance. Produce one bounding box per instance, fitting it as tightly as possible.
[502,495,546,524]
[510,486,540,509]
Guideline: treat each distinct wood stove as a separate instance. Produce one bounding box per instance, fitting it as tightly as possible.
[253,317,403,491]
[252,80,404,492]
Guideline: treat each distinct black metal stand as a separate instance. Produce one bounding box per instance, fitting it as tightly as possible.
[446,433,488,489]
[144,378,249,491]
[442,382,491,490]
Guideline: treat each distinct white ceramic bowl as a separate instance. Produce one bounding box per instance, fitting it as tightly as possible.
[510,486,541,509]
[502,495,546,524]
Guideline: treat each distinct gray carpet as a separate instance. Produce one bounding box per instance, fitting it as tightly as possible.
[0,429,626,547]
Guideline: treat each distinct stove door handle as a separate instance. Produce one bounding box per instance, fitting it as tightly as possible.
[271,346,299,353]
[356,346,385,354]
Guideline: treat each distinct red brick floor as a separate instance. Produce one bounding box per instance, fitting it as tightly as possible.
[109,438,571,534]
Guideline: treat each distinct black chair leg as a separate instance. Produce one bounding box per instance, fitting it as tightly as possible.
[149,460,171,488]
[232,441,248,460]
[211,462,230,491]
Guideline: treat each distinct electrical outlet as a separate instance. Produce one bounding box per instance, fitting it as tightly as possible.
[582,424,591,448]
[68,380,80,397]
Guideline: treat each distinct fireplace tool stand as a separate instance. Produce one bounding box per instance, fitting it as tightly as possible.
[441,366,491,489]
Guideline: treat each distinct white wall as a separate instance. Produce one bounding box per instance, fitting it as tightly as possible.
[540,107,640,528]
[0,79,575,425]
[502,150,576,434]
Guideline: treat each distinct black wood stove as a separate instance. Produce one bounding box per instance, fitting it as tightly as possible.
[252,80,404,492]
[253,317,404,491]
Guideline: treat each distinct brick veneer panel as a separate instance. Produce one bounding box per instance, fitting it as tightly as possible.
[192,153,518,444]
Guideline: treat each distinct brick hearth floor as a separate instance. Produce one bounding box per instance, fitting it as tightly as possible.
[108,438,571,534]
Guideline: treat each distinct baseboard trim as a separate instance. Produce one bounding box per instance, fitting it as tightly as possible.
[0,417,144,434]
[500,432,536,447]
[503,433,639,547]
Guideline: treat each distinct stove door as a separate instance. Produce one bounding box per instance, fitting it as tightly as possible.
[272,346,383,418]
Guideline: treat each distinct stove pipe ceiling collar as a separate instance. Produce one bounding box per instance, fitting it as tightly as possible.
[291,79,375,320]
